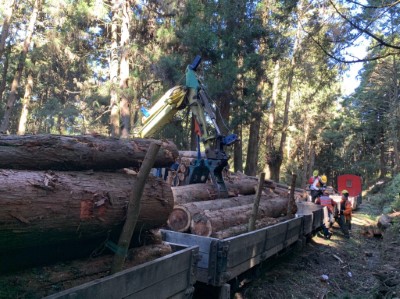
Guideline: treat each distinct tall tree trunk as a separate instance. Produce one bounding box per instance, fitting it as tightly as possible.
[244,56,266,176]
[244,110,261,176]
[379,130,386,179]
[119,0,131,138]
[268,0,304,182]
[390,55,400,174]
[17,73,33,135]
[264,60,280,179]
[233,124,243,172]
[0,0,40,133]
[0,47,10,102]
[109,0,120,137]
[0,0,15,59]
[216,93,231,136]
[301,119,311,188]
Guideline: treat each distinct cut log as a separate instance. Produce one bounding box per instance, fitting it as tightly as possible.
[0,169,174,254]
[171,180,272,204]
[178,151,206,159]
[167,193,280,232]
[0,134,179,170]
[190,197,290,237]
[229,171,308,201]
[212,216,290,239]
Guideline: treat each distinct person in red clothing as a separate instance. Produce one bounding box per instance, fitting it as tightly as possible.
[335,189,352,238]
[315,190,336,239]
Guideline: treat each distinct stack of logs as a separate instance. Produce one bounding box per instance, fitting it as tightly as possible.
[167,160,308,239]
[0,134,179,272]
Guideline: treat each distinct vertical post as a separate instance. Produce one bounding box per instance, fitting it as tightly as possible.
[248,172,266,231]
[287,173,298,215]
[111,141,162,274]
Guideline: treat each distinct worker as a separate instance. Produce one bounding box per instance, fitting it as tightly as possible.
[315,189,335,239]
[336,189,352,238]
[163,159,180,185]
[308,170,326,203]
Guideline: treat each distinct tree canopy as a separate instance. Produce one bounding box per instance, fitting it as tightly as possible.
[0,0,399,187]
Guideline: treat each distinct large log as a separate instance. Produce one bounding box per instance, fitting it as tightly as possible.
[171,180,272,204]
[231,171,308,200]
[189,197,290,237]
[167,193,280,232]
[0,134,179,170]
[0,169,174,254]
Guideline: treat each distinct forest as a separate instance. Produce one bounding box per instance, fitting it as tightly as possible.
[0,0,399,188]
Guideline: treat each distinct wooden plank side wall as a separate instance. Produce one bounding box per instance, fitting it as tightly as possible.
[44,245,198,299]
[312,207,325,231]
[215,218,302,285]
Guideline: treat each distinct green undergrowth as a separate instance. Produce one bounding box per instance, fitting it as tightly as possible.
[368,174,400,214]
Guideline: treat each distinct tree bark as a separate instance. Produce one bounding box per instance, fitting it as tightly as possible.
[233,124,243,173]
[0,0,40,133]
[0,134,179,170]
[119,0,131,138]
[109,0,120,137]
[0,0,15,59]
[264,60,279,179]
[0,169,174,254]
[171,179,261,204]
[17,73,33,135]
[167,193,282,232]
[287,173,298,215]
[190,198,290,237]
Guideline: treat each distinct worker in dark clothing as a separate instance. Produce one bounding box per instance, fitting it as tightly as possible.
[315,190,336,239]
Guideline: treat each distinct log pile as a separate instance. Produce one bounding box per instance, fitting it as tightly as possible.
[0,134,178,272]
[164,153,307,239]
[167,188,291,238]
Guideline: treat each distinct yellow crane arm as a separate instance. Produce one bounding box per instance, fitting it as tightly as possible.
[134,86,187,138]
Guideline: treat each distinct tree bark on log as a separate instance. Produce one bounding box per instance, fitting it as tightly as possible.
[212,216,290,239]
[0,134,179,170]
[0,169,173,254]
[167,193,281,232]
[171,180,274,204]
[229,171,307,200]
[190,197,290,237]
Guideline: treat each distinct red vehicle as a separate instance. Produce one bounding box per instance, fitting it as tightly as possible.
[332,174,363,210]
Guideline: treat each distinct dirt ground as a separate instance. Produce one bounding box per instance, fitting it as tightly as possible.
[233,202,400,299]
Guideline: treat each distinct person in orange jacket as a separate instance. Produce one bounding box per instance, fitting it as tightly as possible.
[336,189,352,238]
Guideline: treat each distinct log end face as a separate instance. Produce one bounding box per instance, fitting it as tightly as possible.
[190,213,212,237]
[167,207,191,232]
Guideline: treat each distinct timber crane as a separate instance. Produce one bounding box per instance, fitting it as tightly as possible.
[134,56,237,197]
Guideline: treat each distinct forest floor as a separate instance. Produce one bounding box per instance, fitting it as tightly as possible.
[233,200,400,299]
